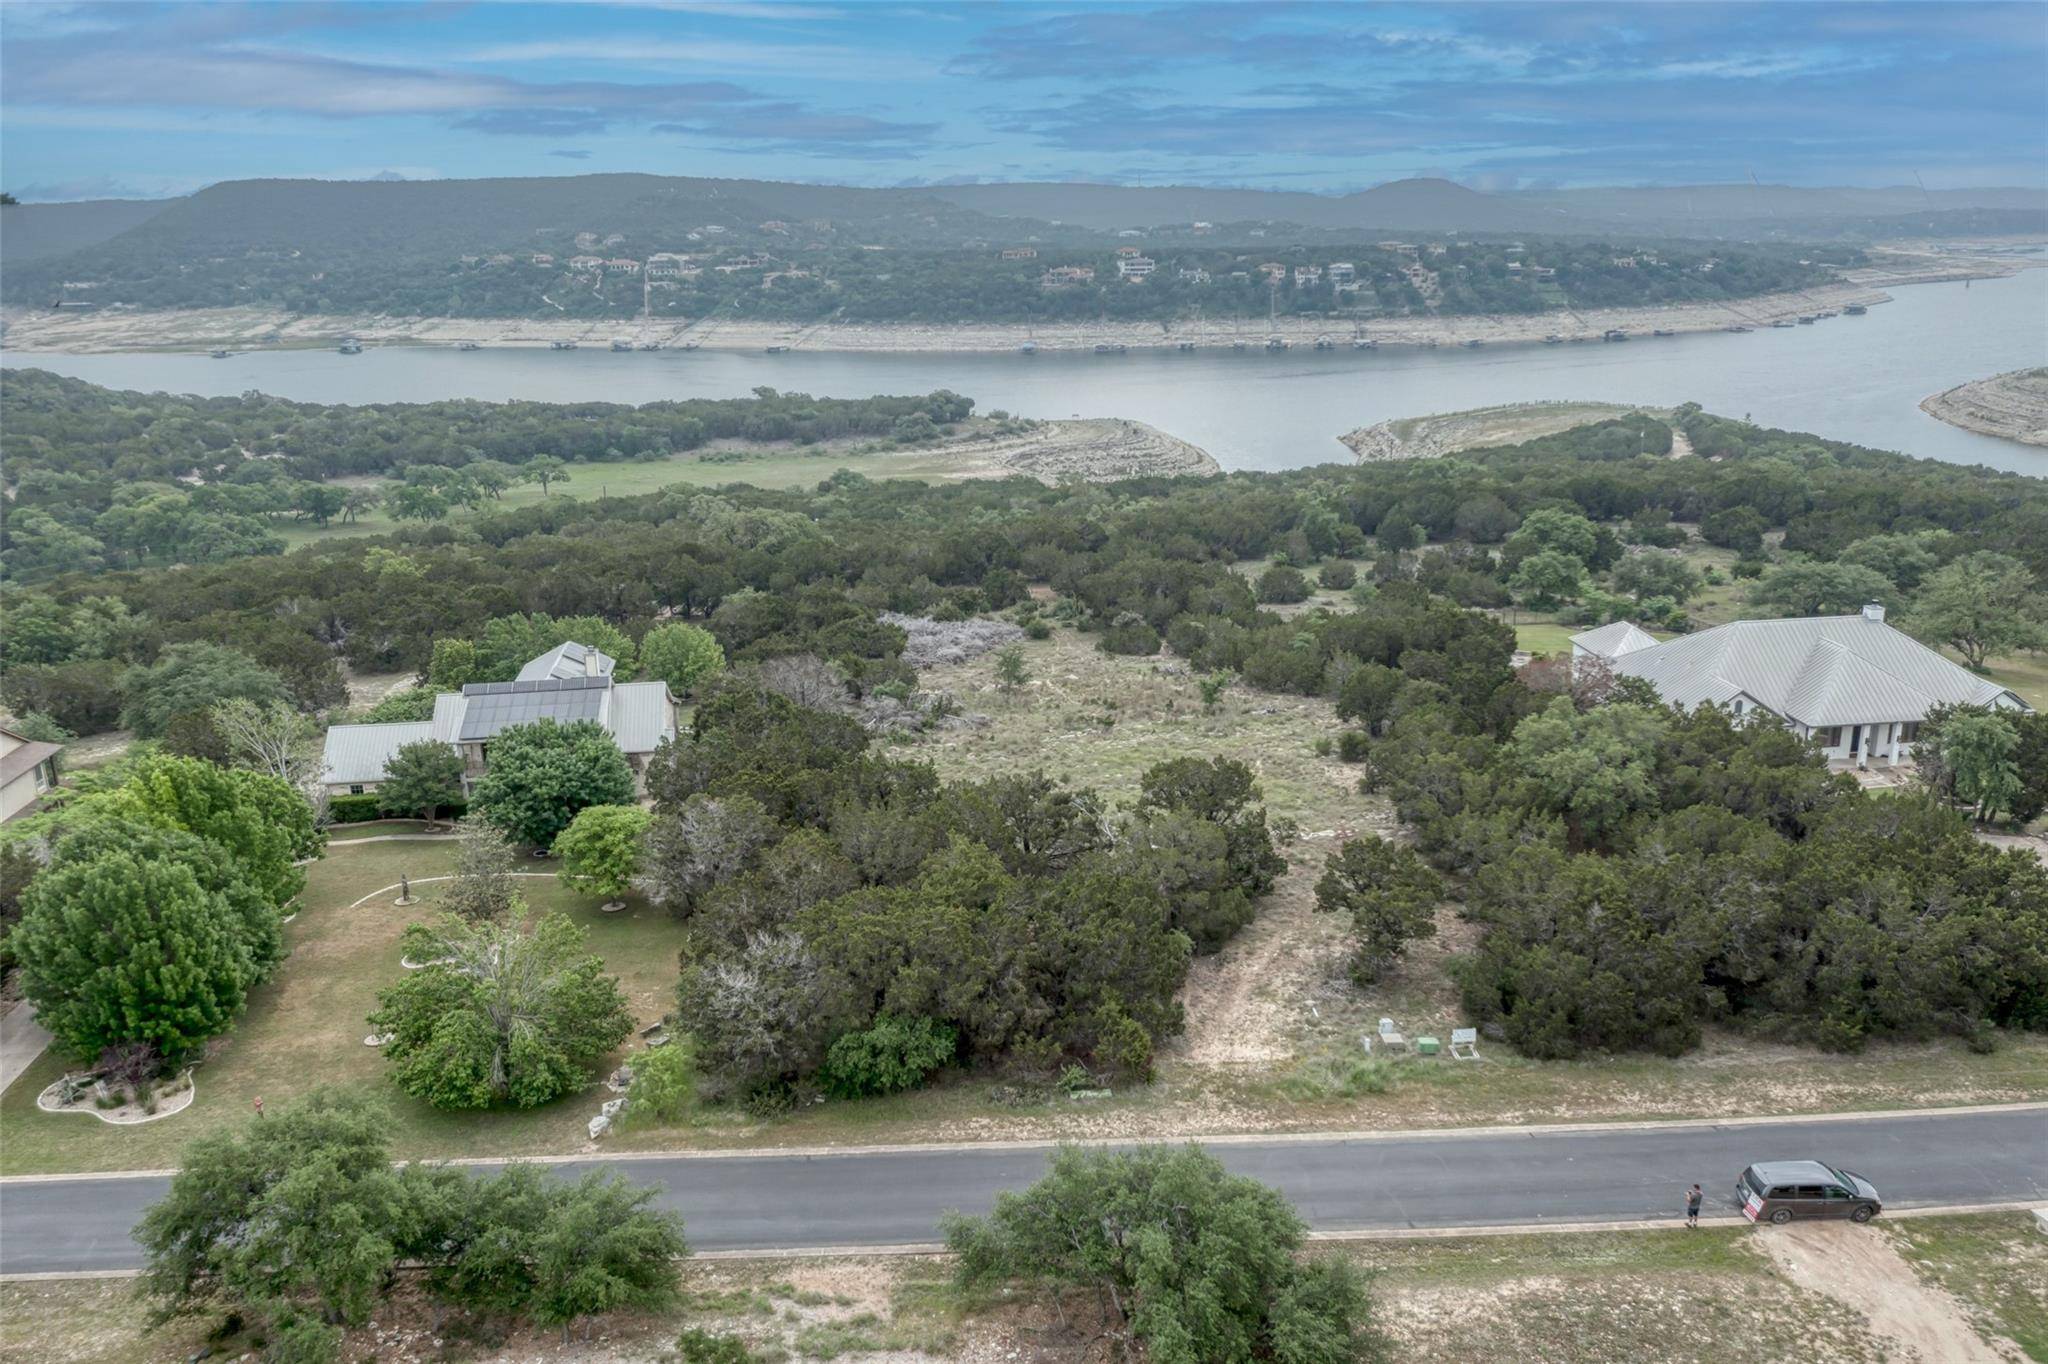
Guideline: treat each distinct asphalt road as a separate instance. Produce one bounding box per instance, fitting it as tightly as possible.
[4,1108,2043,1276]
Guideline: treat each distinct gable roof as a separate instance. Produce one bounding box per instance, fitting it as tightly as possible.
[322,641,677,786]
[1609,613,2026,726]
[516,641,615,683]
[321,721,435,786]
[1570,620,1661,659]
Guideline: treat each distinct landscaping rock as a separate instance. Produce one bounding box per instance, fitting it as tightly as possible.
[587,1113,611,1139]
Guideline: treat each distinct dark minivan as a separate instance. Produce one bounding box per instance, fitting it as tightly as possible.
[1738,1160,1882,1225]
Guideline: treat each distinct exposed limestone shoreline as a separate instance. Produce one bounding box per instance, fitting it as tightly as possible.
[1342,401,1668,462]
[964,417,1218,481]
[0,279,1901,357]
[1919,368,2048,447]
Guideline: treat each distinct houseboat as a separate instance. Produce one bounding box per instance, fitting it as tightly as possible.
[209,349,230,359]
[611,339,633,352]
[338,339,364,354]
[456,341,480,351]
[549,340,578,350]
[1843,304,1867,316]
[1602,329,1628,342]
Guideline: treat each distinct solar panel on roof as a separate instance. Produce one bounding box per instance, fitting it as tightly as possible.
[456,675,610,742]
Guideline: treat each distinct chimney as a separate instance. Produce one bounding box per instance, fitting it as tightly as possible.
[584,646,600,677]
[1861,603,1885,624]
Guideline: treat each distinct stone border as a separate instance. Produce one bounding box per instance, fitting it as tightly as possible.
[35,1070,196,1126]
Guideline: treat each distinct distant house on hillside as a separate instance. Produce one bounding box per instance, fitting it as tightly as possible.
[320,642,678,798]
[0,726,62,823]
[1571,605,2030,767]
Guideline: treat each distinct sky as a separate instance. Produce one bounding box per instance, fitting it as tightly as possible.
[2,0,2043,202]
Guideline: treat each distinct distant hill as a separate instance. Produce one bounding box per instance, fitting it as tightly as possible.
[0,197,174,263]
[927,177,1570,233]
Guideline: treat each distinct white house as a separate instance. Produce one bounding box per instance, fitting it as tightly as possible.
[321,642,677,797]
[1571,604,2031,767]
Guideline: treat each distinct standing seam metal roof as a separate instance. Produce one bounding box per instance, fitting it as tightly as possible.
[1609,614,2026,726]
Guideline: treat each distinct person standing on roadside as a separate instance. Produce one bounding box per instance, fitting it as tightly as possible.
[1685,1183,1703,1228]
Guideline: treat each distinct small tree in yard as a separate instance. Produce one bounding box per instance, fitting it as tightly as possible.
[640,622,726,695]
[1909,551,2048,671]
[553,803,652,902]
[1937,709,2024,823]
[14,835,267,1065]
[993,645,1030,693]
[442,814,518,921]
[471,718,636,850]
[1314,835,1443,984]
[375,739,466,825]
[945,1144,1382,1364]
[370,913,632,1109]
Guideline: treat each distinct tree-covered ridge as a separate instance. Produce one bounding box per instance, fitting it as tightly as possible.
[5,191,1845,322]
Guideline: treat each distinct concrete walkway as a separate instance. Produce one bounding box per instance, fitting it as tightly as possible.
[0,1004,53,1096]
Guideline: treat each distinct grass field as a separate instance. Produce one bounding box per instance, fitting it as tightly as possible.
[273,441,1003,548]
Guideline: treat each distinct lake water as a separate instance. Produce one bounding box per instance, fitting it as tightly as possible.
[8,269,2046,476]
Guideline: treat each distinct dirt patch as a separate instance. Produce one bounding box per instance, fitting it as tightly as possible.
[1758,1221,2011,1363]
[1173,858,1353,1066]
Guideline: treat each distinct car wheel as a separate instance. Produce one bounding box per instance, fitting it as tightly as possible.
[1850,1205,1874,1224]
[1769,1208,1794,1225]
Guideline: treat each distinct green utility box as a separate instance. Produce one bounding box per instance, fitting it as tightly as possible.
[1414,1036,1441,1056]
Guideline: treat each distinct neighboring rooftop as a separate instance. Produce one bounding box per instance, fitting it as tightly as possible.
[1602,607,2026,725]
[1569,620,1660,659]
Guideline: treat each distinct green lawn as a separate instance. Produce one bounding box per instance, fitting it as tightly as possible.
[0,840,692,1175]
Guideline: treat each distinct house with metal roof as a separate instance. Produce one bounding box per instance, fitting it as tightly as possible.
[321,643,677,798]
[1572,603,2030,767]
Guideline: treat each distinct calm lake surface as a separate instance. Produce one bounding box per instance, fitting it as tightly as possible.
[8,270,2046,476]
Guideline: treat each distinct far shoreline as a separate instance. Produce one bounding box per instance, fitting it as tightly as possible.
[2,240,2037,360]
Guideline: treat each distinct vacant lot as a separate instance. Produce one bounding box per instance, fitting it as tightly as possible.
[15,1218,2020,1364]
[1886,1212,2048,1360]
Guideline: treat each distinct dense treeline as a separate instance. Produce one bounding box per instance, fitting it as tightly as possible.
[1355,688,2048,1056]
[650,676,1285,1100]
[7,388,2046,745]
[0,370,974,578]
[9,230,1844,323]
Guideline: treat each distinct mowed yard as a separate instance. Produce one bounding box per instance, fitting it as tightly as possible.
[0,840,689,1176]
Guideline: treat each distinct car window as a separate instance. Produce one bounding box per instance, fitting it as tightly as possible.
[1822,1185,1852,1199]
[1794,1185,1826,1199]
[1768,1187,1794,1199]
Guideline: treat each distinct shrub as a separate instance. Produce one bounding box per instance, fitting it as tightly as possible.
[1255,564,1311,604]
[1337,729,1371,762]
[1098,612,1162,656]
[818,1015,957,1099]
[1318,561,1358,591]
[622,1037,698,1129]
[326,793,383,823]
[552,804,653,901]
[676,1330,761,1364]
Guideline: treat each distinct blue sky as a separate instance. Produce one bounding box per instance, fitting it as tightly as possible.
[2,1,2042,201]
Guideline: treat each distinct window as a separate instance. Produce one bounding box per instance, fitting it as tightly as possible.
[1822,1185,1853,1200]
[1793,1185,1827,1199]
[349,784,364,795]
